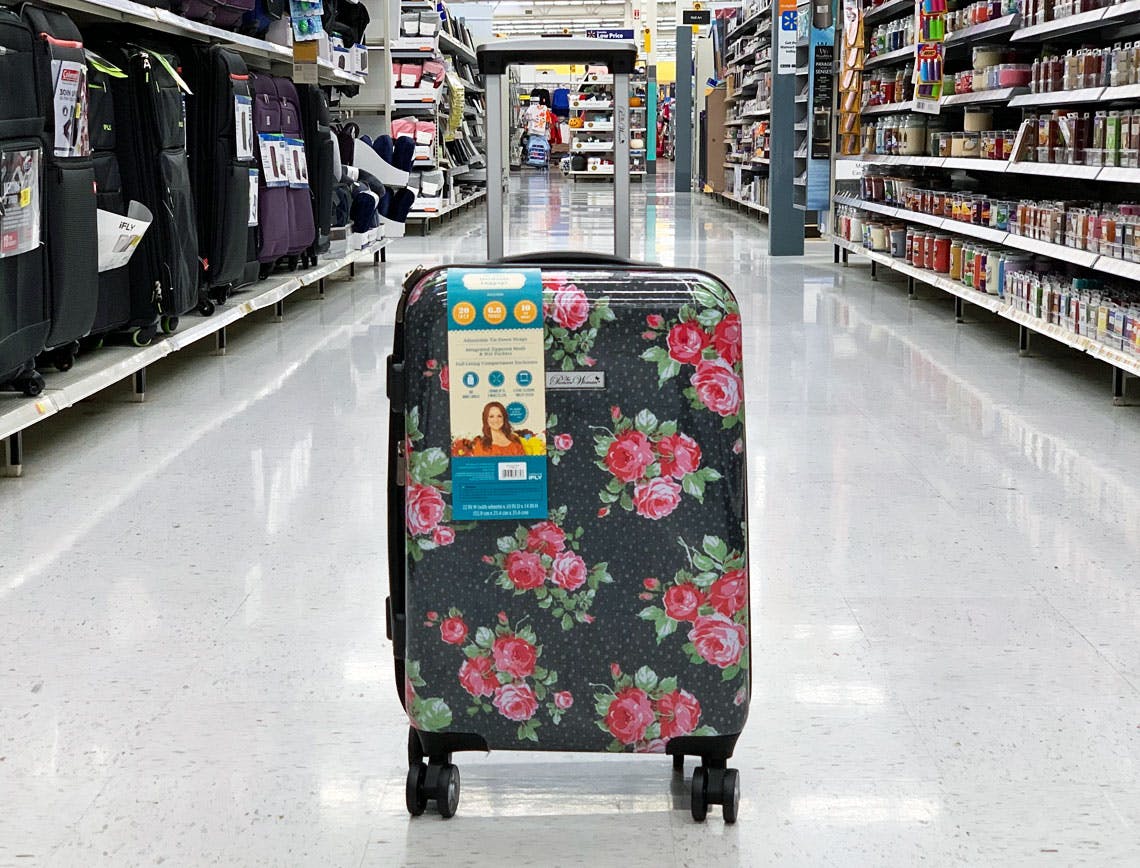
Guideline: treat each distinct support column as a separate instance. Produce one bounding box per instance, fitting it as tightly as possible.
[954,296,965,323]
[768,11,805,256]
[318,277,326,298]
[274,300,285,322]
[132,368,146,403]
[1113,367,1128,406]
[215,326,227,356]
[3,432,22,478]
[1018,324,1031,356]
[674,26,692,193]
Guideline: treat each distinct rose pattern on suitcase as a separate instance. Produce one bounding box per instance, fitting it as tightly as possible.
[404,660,453,733]
[401,267,749,753]
[428,609,570,742]
[594,663,718,753]
[592,407,722,520]
[483,505,613,630]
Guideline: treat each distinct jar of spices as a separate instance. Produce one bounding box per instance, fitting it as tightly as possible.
[933,235,952,273]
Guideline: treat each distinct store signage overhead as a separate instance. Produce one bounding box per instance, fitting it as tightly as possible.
[586,29,635,40]
[682,9,711,24]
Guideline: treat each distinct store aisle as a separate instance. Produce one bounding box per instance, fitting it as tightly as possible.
[2,169,1139,866]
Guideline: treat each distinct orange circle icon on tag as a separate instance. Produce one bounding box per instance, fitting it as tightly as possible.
[513,299,538,324]
[452,301,477,326]
[483,301,507,325]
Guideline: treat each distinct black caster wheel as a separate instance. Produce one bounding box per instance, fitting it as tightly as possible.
[54,351,74,373]
[691,766,709,822]
[287,255,299,271]
[408,727,424,766]
[673,753,685,773]
[198,299,216,317]
[259,263,272,281]
[722,768,740,824]
[160,316,179,335]
[131,328,152,348]
[436,763,460,819]
[16,371,45,397]
[406,764,427,817]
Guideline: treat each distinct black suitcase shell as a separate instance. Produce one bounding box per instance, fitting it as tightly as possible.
[0,7,49,392]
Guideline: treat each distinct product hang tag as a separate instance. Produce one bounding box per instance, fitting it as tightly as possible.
[84,49,127,78]
[50,59,90,158]
[235,95,254,160]
[447,268,548,521]
[258,133,290,187]
[146,50,193,95]
[248,168,259,225]
[0,148,41,258]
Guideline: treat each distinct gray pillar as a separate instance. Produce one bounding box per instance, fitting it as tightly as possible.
[768,17,804,255]
[674,26,692,193]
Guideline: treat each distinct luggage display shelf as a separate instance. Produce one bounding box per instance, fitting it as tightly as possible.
[407,188,486,228]
[45,0,367,86]
[0,243,388,478]
[831,234,1140,399]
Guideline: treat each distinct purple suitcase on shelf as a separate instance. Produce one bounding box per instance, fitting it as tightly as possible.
[386,39,750,825]
[248,73,315,274]
[172,0,254,29]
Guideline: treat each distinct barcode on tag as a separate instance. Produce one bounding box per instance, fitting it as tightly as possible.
[498,462,527,481]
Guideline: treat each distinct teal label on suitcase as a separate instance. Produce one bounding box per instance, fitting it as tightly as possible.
[447,268,547,521]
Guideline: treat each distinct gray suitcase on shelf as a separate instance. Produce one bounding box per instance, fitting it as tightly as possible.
[387,39,750,824]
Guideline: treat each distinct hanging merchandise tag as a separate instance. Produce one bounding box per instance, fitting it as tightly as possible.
[96,200,152,272]
[447,268,548,521]
[235,94,253,160]
[248,168,259,225]
[258,133,289,187]
[51,59,90,157]
[285,137,309,188]
[84,49,127,79]
[147,50,193,95]
[0,148,41,258]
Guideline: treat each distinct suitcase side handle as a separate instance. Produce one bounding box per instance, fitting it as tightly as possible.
[476,38,637,76]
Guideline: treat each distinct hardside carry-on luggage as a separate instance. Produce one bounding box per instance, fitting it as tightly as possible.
[296,83,334,266]
[85,50,133,340]
[0,7,50,396]
[103,39,200,342]
[248,73,316,276]
[22,4,100,371]
[387,39,749,824]
[186,44,258,308]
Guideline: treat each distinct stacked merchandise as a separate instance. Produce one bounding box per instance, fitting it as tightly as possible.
[833,0,1140,386]
[567,67,648,180]
[719,3,771,209]
[0,0,384,398]
[390,1,486,224]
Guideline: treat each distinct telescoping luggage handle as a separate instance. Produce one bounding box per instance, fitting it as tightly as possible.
[477,38,638,261]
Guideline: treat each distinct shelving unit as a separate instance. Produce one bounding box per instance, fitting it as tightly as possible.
[388,2,486,229]
[717,2,773,214]
[831,0,1140,400]
[568,69,647,181]
[1,244,387,477]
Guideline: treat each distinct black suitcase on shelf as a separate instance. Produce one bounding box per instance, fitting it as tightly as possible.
[0,7,50,396]
[85,51,133,341]
[22,4,99,370]
[388,39,750,825]
[186,44,258,307]
[297,83,334,266]
[102,40,201,341]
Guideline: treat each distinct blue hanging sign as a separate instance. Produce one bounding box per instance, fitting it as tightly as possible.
[586,29,635,40]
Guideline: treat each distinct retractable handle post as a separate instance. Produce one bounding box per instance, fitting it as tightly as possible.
[478,38,638,262]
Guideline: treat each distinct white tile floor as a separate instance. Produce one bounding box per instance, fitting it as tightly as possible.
[2,169,1139,866]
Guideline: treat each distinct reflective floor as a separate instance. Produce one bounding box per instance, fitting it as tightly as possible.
[3,169,1139,866]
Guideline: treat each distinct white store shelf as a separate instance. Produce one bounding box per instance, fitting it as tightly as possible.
[832,233,1140,380]
[860,100,915,116]
[714,189,770,214]
[945,13,1021,45]
[573,142,614,152]
[0,243,388,462]
[409,188,486,219]
[439,30,477,63]
[864,44,916,69]
[863,0,911,25]
[942,87,1029,106]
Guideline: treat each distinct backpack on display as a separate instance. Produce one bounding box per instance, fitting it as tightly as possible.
[185,44,259,306]
[0,7,50,396]
[240,0,284,38]
[100,40,201,340]
[22,4,100,370]
[85,51,134,340]
[171,0,255,29]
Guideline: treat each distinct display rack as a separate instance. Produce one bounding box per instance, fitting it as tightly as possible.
[389,2,486,229]
[719,1,772,210]
[1,244,388,478]
[831,0,1140,402]
[568,68,648,181]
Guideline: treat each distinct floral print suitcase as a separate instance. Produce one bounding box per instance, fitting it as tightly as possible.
[387,260,750,823]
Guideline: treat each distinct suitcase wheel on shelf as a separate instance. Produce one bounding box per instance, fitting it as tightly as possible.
[130,327,156,348]
[690,765,741,825]
[47,343,79,373]
[160,316,180,336]
[197,298,216,318]
[12,369,45,398]
[287,255,299,272]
